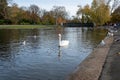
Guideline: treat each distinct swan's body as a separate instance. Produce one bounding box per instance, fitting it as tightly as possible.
[58,34,69,47]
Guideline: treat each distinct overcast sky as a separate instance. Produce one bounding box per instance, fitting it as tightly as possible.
[14,0,92,16]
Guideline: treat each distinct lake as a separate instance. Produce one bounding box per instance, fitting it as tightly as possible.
[0,27,107,80]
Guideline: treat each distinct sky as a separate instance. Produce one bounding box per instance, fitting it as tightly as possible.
[13,0,92,17]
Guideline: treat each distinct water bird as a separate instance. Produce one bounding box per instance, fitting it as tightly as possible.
[33,35,37,38]
[100,40,105,46]
[115,38,120,42]
[58,34,69,47]
[109,29,114,33]
[114,30,118,33]
[109,29,117,33]
[22,41,26,45]
[107,32,114,37]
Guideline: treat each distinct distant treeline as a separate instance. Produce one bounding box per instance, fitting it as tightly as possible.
[0,0,68,25]
[0,0,120,27]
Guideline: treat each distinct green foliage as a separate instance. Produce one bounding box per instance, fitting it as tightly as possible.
[18,19,31,25]
[77,0,111,26]
[0,1,69,25]
[41,11,56,25]
[91,3,110,26]
[0,19,12,24]
[0,0,8,19]
[71,16,80,23]
[111,6,120,23]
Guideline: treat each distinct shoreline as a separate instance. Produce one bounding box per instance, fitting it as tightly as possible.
[67,33,114,80]
[0,25,55,29]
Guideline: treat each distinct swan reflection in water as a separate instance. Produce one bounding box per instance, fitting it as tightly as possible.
[58,47,62,58]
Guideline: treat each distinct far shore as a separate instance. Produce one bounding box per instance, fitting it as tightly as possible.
[0,25,55,29]
[0,25,113,29]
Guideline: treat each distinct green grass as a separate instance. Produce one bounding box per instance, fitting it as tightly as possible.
[0,25,55,29]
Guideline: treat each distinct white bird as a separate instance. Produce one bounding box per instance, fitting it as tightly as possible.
[22,41,26,45]
[33,35,37,38]
[115,38,120,42]
[100,40,105,46]
[108,32,113,37]
[58,34,69,47]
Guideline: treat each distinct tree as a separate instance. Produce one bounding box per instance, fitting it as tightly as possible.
[110,0,120,13]
[77,0,111,26]
[104,0,120,13]
[41,11,55,25]
[52,6,68,25]
[28,4,41,24]
[71,16,80,23]
[91,0,110,26]
[16,7,32,24]
[111,6,120,23]
[8,3,21,24]
[77,5,92,23]
[0,0,8,19]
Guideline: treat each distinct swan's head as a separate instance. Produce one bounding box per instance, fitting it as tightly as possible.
[58,34,61,37]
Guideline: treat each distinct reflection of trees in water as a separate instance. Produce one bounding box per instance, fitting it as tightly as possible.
[81,28,107,46]
[0,28,107,61]
[55,26,64,34]
[0,29,40,60]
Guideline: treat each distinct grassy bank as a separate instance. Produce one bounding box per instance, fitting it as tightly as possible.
[0,25,55,29]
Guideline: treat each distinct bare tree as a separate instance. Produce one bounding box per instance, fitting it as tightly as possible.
[52,6,68,25]
[111,0,120,13]
[0,0,13,19]
[0,0,8,19]
[105,0,120,13]
[29,5,40,15]
[29,4,40,24]
[105,0,112,5]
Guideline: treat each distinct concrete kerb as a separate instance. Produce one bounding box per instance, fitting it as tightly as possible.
[67,35,113,80]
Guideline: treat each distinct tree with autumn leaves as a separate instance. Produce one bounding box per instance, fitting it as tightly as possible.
[0,0,120,26]
[0,0,68,25]
[77,0,111,26]
[77,0,120,26]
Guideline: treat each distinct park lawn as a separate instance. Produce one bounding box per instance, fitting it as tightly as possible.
[0,25,55,29]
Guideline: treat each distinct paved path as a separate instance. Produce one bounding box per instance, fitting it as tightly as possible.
[99,29,120,80]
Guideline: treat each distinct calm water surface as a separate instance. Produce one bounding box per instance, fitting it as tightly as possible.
[0,27,107,80]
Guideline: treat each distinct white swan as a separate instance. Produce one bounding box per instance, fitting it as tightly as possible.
[58,34,69,47]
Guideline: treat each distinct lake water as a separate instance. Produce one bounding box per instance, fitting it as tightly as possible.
[0,27,107,80]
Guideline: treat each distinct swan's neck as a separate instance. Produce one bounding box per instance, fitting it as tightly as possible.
[59,36,61,45]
